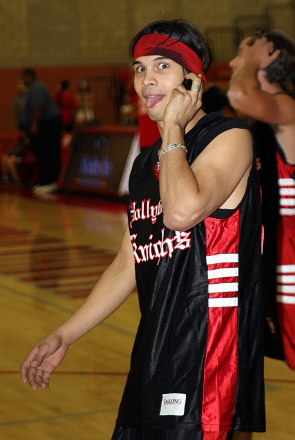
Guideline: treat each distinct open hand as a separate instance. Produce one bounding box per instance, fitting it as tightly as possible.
[246,37,280,70]
[20,333,69,390]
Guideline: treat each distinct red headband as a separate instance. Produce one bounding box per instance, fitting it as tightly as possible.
[133,34,206,82]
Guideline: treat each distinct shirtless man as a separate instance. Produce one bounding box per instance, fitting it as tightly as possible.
[228,31,295,440]
[228,30,295,371]
[21,20,264,440]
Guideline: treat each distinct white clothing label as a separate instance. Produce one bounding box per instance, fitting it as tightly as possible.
[159,393,186,416]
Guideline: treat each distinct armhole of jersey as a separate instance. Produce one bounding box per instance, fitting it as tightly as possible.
[195,119,254,220]
[276,141,295,167]
[195,119,253,158]
[210,165,256,220]
[276,142,288,164]
[210,207,236,219]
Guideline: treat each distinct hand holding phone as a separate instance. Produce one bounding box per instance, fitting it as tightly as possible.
[182,78,193,90]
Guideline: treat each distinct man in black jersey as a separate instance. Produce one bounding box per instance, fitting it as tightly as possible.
[21,20,264,440]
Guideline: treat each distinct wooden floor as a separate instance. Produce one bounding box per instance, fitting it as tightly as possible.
[0,187,294,439]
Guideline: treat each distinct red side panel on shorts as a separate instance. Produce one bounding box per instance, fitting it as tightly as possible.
[276,221,295,370]
[202,210,239,431]
[276,151,295,370]
[203,432,228,440]
[276,152,295,218]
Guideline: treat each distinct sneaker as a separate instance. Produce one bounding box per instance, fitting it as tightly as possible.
[34,182,58,194]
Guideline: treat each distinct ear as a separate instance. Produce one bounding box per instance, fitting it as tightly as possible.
[183,68,191,79]
[257,69,266,83]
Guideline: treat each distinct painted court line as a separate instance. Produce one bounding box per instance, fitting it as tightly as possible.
[1,371,127,376]
[1,283,136,337]
[265,378,295,384]
[1,371,294,384]
[0,408,119,427]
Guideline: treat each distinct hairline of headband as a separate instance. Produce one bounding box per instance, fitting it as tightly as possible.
[133,33,206,82]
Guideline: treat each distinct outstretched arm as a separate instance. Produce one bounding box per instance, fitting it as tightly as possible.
[21,226,136,390]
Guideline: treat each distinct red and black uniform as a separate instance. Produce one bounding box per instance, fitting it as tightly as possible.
[255,121,295,369]
[112,113,265,440]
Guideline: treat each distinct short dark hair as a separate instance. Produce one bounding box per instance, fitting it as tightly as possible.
[247,29,295,87]
[22,68,37,79]
[61,80,70,91]
[130,19,211,73]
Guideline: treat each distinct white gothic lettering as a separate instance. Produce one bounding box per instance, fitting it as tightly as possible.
[130,229,191,264]
[130,199,163,228]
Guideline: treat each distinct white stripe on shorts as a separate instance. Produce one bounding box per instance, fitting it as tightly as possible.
[277,295,295,304]
[206,254,239,265]
[208,282,239,293]
[280,198,295,206]
[277,284,295,293]
[277,275,295,284]
[278,178,295,186]
[279,208,295,216]
[209,297,238,307]
[208,268,239,279]
[277,265,295,273]
[280,188,295,196]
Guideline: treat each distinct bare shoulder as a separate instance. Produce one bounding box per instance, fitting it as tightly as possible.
[186,127,253,219]
[192,127,253,172]
[229,84,295,125]
[274,91,295,106]
[259,92,295,125]
[274,92,295,123]
[212,126,252,143]
[209,126,252,153]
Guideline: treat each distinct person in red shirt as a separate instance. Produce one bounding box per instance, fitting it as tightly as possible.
[54,80,79,132]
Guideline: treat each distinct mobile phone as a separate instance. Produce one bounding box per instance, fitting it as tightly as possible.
[182,78,193,90]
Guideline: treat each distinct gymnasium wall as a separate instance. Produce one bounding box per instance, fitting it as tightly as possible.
[0,0,290,131]
[0,0,285,67]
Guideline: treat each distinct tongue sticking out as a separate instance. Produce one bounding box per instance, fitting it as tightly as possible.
[146,95,164,108]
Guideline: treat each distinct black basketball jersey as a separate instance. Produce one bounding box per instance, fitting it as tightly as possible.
[115,112,265,434]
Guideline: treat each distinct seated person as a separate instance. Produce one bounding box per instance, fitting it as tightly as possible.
[1,134,30,185]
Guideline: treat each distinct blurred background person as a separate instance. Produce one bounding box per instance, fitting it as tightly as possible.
[1,134,30,186]
[21,68,62,195]
[228,30,295,373]
[228,29,295,440]
[75,79,95,124]
[12,81,28,131]
[1,81,30,185]
[54,79,79,133]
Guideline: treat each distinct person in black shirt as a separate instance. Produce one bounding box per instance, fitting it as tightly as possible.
[21,20,264,440]
[22,68,62,194]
